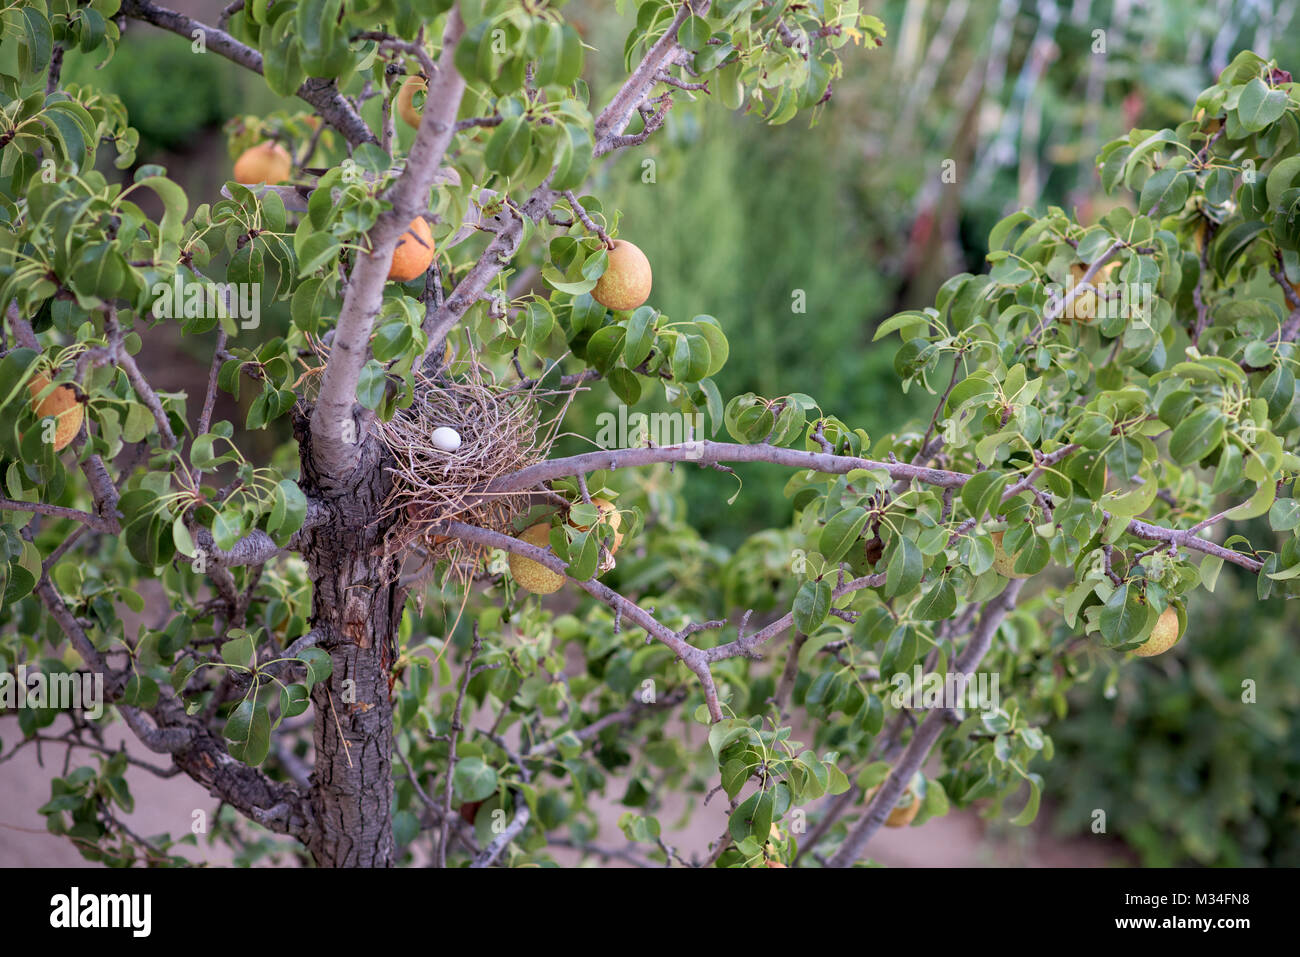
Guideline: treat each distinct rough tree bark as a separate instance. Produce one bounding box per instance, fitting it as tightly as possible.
[294,410,403,866]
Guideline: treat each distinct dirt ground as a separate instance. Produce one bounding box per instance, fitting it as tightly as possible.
[0,710,1132,867]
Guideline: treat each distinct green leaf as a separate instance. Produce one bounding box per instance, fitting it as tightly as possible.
[1266,156,1300,210]
[707,718,752,764]
[729,787,774,842]
[40,102,89,167]
[223,698,271,765]
[1099,582,1147,646]
[585,324,625,375]
[121,674,159,709]
[1138,168,1190,217]
[687,379,721,437]
[295,233,341,277]
[453,757,498,802]
[565,529,599,580]
[1008,772,1042,826]
[171,516,196,559]
[885,536,922,598]
[679,15,710,52]
[555,25,584,85]
[914,577,957,620]
[1228,478,1277,520]
[960,470,1008,520]
[262,12,306,95]
[607,368,641,405]
[624,307,656,367]
[270,479,308,542]
[372,321,414,363]
[1268,498,1300,532]
[1259,364,1295,422]
[485,115,533,179]
[356,359,387,409]
[670,333,711,382]
[16,7,54,76]
[1168,406,1225,465]
[530,20,565,86]
[569,292,606,333]
[819,506,869,563]
[221,630,255,668]
[212,509,244,552]
[1236,77,1289,132]
[1210,220,1267,277]
[792,579,831,634]
[581,247,609,282]
[549,122,593,191]
[860,695,884,735]
[298,647,332,686]
[279,683,310,719]
[691,316,729,376]
[721,758,750,800]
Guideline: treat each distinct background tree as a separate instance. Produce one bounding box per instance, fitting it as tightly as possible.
[2,1,1299,867]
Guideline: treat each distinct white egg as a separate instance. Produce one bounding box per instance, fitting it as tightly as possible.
[431,426,462,452]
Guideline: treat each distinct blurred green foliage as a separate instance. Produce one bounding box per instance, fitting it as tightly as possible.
[61,36,247,154]
[1047,566,1300,865]
[566,118,898,544]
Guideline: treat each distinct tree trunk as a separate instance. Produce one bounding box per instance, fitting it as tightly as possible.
[295,409,401,867]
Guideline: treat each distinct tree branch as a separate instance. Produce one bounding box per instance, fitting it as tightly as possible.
[442,521,725,721]
[488,441,970,495]
[189,524,290,569]
[701,572,885,663]
[310,9,467,483]
[592,2,702,149]
[1124,513,1262,572]
[0,498,116,533]
[526,687,689,757]
[470,726,532,868]
[487,441,1266,572]
[34,575,313,838]
[827,580,1025,867]
[120,0,376,146]
[106,306,178,448]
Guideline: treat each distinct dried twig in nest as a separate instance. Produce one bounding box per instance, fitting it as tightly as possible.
[377,362,566,578]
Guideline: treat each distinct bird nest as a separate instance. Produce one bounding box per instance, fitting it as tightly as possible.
[376,361,568,575]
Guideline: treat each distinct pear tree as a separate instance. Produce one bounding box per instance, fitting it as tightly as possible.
[1,1,1298,869]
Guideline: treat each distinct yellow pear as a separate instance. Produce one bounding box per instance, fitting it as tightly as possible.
[233,141,293,185]
[591,240,652,311]
[396,75,426,129]
[509,524,565,595]
[865,783,920,828]
[388,217,435,282]
[27,373,82,451]
[991,531,1032,580]
[1066,261,1118,323]
[1134,606,1182,657]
